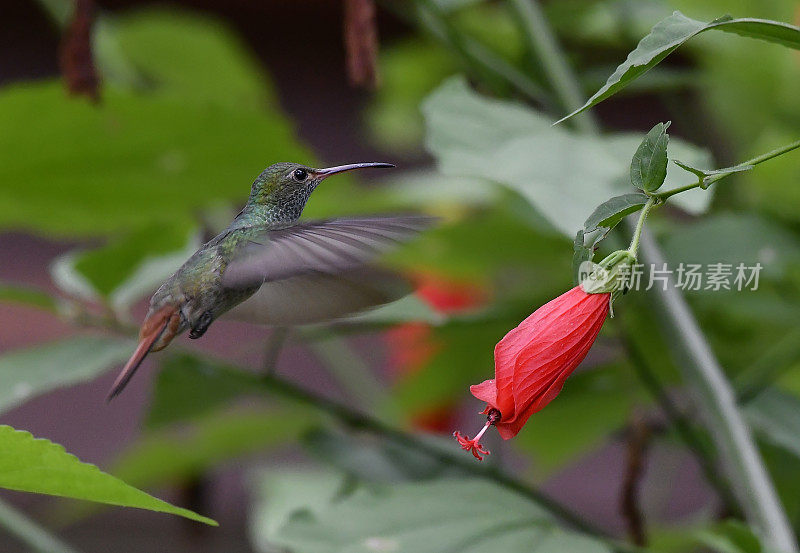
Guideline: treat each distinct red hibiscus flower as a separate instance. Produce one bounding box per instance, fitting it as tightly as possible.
[454,285,610,460]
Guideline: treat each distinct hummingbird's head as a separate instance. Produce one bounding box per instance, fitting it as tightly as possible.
[246,161,394,224]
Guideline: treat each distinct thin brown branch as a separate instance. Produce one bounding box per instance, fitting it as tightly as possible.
[343,0,380,89]
[620,410,650,547]
[59,0,100,102]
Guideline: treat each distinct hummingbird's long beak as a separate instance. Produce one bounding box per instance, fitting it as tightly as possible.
[314,162,395,179]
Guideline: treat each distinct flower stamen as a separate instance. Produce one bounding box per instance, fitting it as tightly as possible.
[453,409,501,461]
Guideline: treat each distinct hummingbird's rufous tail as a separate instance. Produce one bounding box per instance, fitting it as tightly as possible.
[107,305,181,402]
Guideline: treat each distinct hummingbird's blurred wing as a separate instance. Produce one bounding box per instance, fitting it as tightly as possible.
[221,215,435,289]
[226,267,410,326]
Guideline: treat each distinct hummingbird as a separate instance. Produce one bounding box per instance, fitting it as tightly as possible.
[107,161,433,400]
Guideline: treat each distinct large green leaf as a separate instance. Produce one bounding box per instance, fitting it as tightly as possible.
[0,425,215,525]
[0,82,310,236]
[250,470,346,552]
[70,224,199,306]
[0,337,133,414]
[49,223,201,316]
[557,11,800,122]
[423,77,710,236]
[114,9,276,108]
[258,478,611,553]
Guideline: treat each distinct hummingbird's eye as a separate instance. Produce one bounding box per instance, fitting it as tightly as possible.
[292,168,308,182]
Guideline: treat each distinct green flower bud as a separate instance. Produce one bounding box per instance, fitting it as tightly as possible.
[579,250,636,295]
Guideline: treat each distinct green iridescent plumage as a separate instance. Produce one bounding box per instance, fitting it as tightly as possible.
[108,161,433,400]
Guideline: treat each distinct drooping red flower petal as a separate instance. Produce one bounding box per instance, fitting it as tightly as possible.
[470,285,610,440]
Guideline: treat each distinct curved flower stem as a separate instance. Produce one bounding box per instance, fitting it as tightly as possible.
[655,139,800,201]
[508,1,796,550]
[627,196,658,259]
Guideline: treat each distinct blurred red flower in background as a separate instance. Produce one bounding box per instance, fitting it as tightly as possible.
[455,285,610,460]
[385,273,488,432]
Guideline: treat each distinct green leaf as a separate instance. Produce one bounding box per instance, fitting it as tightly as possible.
[0,425,215,525]
[583,192,649,232]
[71,224,199,309]
[107,233,202,314]
[115,9,277,108]
[50,251,101,303]
[0,337,133,414]
[572,225,620,285]
[630,122,670,192]
[250,470,346,552]
[672,159,753,189]
[557,11,800,123]
[423,77,710,236]
[572,229,596,285]
[571,189,648,278]
[262,478,611,553]
[0,81,310,236]
[0,282,59,312]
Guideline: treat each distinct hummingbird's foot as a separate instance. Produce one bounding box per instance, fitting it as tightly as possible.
[189,311,213,339]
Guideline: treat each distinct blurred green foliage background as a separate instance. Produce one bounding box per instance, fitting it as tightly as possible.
[2,1,800,552]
